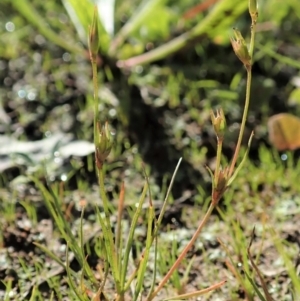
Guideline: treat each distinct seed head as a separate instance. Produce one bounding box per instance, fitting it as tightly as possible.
[88,7,99,62]
[249,0,258,23]
[230,28,251,68]
[211,108,226,141]
[95,121,112,169]
[212,167,230,205]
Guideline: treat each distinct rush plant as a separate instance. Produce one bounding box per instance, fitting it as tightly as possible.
[78,0,259,300]
[32,0,264,300]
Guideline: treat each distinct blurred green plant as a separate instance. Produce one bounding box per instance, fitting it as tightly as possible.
[8,0,247,67]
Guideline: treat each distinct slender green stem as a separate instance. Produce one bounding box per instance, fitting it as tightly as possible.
[98,167,120,291]
[92,61,99,147]
[146,237,158,300]
[91,50,120,291]
[116,182,125,267]
[149,202,216,300]
[121,183,148,291]
[248,16,257,59]
[214,138,223,183]
[92,57,111,258]
[134,205,155,300]
[229,20,256,177]
[98,168,110,224]
[229,68,252,176]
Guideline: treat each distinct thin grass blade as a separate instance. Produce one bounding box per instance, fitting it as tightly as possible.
[120,182,148,289]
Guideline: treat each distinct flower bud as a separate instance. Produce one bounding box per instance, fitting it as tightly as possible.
[249,0,258,23]
[211,108,226,140]
[230,28,251,68]
[88,7,99,62]
[212,167,229,204]
[95,121,112,168]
